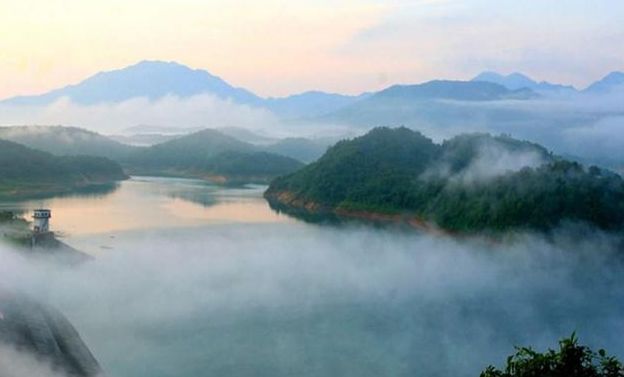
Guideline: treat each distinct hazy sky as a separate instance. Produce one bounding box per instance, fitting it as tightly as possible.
[0,0,622,98]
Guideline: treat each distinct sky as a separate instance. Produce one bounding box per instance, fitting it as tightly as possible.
[0,0,623,98]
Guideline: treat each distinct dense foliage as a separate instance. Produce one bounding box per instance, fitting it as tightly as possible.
[481,334,623,377]
[0,139,126,196]
[266,127,624,232]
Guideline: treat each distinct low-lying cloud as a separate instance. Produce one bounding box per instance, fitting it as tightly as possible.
[1,222,623,377]
[457,144,545,183]
[0,345,69,377]
[1,89,623,170]
[423,139,548,185]
[0,95,280,135]
[329,90,624,170]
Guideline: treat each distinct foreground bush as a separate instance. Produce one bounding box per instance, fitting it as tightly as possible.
[481,334,623,377]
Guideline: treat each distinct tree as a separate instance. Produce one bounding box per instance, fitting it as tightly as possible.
[480,334,623,377]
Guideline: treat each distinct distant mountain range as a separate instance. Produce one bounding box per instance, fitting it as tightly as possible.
[366,80,537,101]
[471,71,576,93]
[317,79,541,128]
[0,61,366,119]
[472,71,624,94]
[1,62,622,171]
[264,91,370,119]
[2,60,621,120]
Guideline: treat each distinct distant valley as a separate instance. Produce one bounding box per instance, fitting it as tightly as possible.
[0,61,368,119]
[3,60,622,115]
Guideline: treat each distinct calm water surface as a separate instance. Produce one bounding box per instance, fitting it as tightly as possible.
[1,176,292,253]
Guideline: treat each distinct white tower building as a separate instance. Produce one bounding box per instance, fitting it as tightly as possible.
[32,209,51,233]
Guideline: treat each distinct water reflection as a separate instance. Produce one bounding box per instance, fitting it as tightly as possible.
[0,183,120,215]
[168,190,218,207]
[0,177,291,238]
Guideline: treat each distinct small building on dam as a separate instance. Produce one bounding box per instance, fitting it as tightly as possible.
[31,209,53,247]
[32,209,51,234]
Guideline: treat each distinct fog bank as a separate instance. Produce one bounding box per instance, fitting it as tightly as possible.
[1,222,623,377]
[0,95,279,135]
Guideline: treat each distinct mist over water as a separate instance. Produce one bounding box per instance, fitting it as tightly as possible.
[2,179,623,377]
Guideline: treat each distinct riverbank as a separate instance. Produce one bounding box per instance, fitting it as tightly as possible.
[125,167,283,186]
[264,190,446,235]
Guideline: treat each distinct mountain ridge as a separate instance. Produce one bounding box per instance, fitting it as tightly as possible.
[3,61,622,105]
[2,61,621,122]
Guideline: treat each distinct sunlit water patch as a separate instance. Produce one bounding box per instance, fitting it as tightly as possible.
[0,176,292,254]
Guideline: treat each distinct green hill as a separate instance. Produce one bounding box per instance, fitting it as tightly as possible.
[125,128,254,168]
[0,126,137,159]
[0,139,127,198]
[124,129,304,183]
[265,127,624,233]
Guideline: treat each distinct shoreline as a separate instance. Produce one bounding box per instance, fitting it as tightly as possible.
[264,190,448,235]
[0,177,127,201]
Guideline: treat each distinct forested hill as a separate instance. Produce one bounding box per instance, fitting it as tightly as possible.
[123,129,304,183]
[0,139,127,197]
[265,127,624,233]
